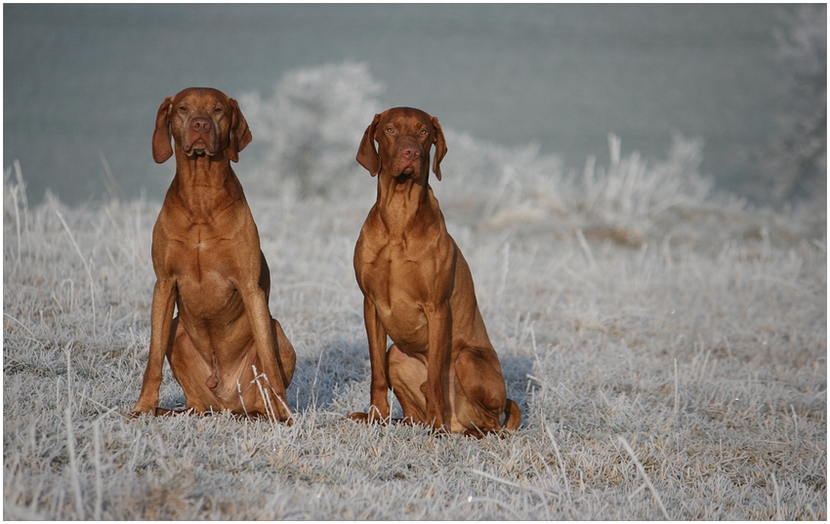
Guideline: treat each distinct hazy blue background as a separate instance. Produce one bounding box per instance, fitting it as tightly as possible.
[4,4,802,205]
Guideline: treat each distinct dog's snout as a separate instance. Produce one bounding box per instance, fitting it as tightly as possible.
[190,117,212,133]
[400,144,421,160]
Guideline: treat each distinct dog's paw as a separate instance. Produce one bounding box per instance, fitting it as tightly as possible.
[346,412,371,423]
[127,402,158,418]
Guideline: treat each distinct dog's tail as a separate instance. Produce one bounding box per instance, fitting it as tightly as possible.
[503,398,521,431]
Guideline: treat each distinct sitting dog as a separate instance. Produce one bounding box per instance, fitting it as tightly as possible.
[348,107,520,437]
[130,87,295,422]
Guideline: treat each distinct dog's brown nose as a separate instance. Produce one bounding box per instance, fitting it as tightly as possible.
[190,117,211,133]
[400,144,421,160]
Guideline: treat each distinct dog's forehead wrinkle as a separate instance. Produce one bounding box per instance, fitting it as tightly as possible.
[383,107,432,127]
[174,90,226,112]
[384,116,431,136]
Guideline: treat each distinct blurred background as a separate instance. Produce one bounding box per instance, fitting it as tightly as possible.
[4,4,825,207]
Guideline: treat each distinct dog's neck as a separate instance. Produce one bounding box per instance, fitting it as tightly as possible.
[374,167,440,235]
[170,150,242,221]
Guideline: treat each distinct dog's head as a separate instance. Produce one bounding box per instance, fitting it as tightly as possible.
[356,107,447,181]
[152,87,252,164]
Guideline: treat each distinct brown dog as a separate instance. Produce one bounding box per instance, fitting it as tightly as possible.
[130,87,295,422]
[348,107,520,437]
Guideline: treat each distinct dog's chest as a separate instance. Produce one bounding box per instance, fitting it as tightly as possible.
[163,224,243,315]
[356,235,440,345]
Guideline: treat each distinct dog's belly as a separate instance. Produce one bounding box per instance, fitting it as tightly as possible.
[169,322,258,409]
[173,268,259,400]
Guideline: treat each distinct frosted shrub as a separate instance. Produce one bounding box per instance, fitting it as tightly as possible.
[240,62,384,199]
[582,133,712,221]
[755,5,827,204]
[442,130,713,232]
[438,130,568,216]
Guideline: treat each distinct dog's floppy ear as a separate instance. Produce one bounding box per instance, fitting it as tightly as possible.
[431,116,448,181]
[228,97,252,163]
[152,97,174,164]
[356,113,382,176]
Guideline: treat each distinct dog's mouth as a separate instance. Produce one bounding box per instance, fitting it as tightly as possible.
[391,160,421,180]
[391,168,417,183]
[184,135,216,157]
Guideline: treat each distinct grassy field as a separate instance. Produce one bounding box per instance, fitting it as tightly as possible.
[3,121,826,519]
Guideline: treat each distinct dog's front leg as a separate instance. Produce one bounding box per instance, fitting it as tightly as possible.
[423,301,451,431]
[242,282,293,423]
[364,297,391,422]
[130,277,177,416]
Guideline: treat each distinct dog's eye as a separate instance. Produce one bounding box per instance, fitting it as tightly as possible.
[419,129,428,136]
[213,107,223,114]
[385,127,395,134]
[178,105,188,112]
